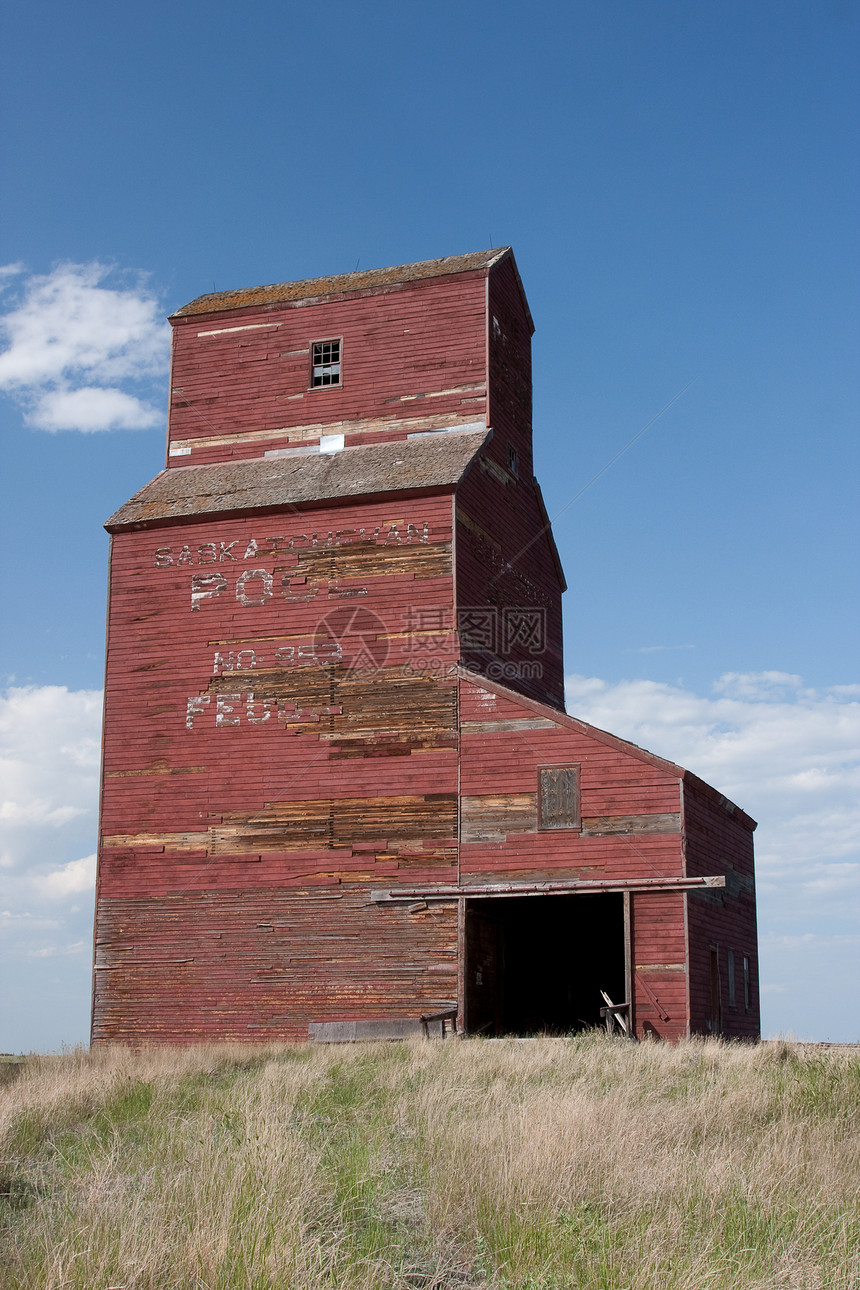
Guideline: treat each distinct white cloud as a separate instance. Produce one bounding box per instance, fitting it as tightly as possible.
[33,386,161,432]
[0,798,88,827]
[0,262,26,287]
[32,853,96,899]
[0,262,169,432]
[0,687,102,1049]
[0,684,101,883]
[565,671,860,830]
[27,940,88,959]
[712,671,805,701]
[0,910,61,930]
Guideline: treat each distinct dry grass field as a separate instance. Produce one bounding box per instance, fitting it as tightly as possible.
[1,1035,858,1289]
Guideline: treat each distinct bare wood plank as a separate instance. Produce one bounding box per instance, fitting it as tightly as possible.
[460,793,537,841]
[582,813,680,836]
[461,719,559,733]
[623,890,633,1033]
[372,875,726,902]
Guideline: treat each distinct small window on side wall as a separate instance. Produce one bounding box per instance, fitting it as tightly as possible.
[727,949,736,1008]
[311,339,341,387]
[538,766,580,830]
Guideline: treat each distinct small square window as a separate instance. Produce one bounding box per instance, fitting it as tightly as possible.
[538,766,580,830]
[508,445,519,477]
[311,339,341,387]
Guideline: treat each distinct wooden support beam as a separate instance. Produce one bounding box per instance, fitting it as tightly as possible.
[623,890,633,1033]
[371,875,726,903]
[599,991,631,1038]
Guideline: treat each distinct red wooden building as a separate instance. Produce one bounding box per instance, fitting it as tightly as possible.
[92,249,759,1043]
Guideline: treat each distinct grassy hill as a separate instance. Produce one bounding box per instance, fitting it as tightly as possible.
[1,1036,858,1289]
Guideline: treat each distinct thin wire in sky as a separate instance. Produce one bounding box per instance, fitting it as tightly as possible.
[493,377,698,582]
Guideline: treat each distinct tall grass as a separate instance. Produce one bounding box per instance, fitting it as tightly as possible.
[1,1036,858,1289]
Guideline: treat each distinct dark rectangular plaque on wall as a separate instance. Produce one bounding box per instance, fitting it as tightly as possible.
[538,766,580,830]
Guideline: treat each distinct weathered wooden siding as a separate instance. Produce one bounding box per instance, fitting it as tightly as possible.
[458,676,683,881]
[167,274,488,466]
[682,778,760,1038]
[93,493,462,1042]
[94,248,758,1045]
[487,255,533,478]
[447,257,564,709]
[93,887,458,1044]
[629,893,688,1040]
[457,674,697,1039]
[454,488,565,710]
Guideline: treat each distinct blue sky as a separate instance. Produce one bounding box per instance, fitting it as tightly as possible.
[1,1,858,1049]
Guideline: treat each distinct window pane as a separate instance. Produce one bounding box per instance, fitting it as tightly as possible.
[311,340,341,387]
[538,766,580,830]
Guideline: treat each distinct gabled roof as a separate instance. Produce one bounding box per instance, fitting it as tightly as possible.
[171,248,512,318]
[105,427,491,530]
[455,667,757,831]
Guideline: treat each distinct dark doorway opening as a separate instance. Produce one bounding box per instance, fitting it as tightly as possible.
[464,894,626,1036]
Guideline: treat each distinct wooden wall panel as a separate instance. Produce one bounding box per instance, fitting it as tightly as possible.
[454,489,565,709]
[631,892,688,1041]
[460,836,682,884]
[168,275,487,465]
[682,779,760,1039]
[449,257,565,710]
[458,676,683,884]
[94,493,462,1042]
[487,255,534,479]
[93,886,458,1044]
[457,673,692,1037]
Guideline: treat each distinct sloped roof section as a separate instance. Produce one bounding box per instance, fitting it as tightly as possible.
[106,427,491,530]
[171,248,511,318]
[455,667,758,830]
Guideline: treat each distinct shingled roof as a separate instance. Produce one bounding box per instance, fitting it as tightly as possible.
[171,248,512,319]
[105,427,492,530]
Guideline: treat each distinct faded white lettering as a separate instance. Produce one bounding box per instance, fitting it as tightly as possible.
[191,572,227,611]
[236,568,273,607]
[278,571,319,602]
[185,694,211,729]
[245,695,272,724]
[215,693,242,726]
[213,640,343,673]
[155,521,433,569]
[185,691,343,730]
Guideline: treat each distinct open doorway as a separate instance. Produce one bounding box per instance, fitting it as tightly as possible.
[464,894,626,1036]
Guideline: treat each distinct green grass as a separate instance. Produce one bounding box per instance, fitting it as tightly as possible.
[1,1036,858,1289]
